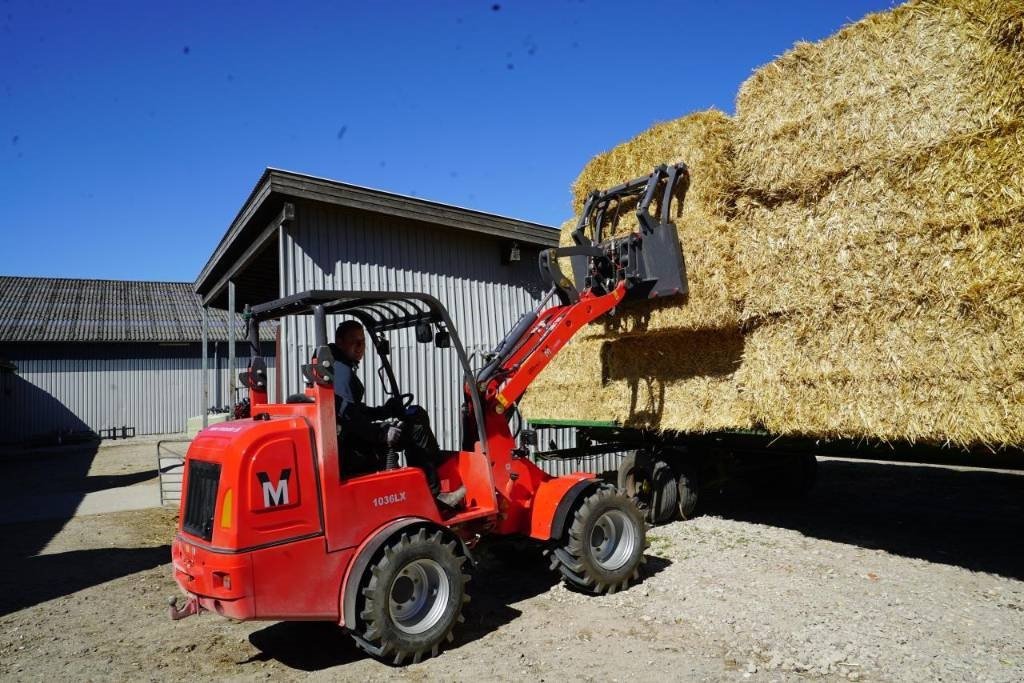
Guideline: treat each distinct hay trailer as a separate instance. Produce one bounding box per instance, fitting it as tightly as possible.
[520,423,816,524]
[522,423,1024,526]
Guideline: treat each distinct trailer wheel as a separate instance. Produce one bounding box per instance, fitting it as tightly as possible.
[676,468,699,520]
[353,528,470,665]
[618,452,677,525]
[549,487,646,594]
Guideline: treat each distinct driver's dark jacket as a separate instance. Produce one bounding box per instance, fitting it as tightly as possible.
[334,353,387,445]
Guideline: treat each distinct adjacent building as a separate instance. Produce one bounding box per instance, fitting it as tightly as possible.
[0,276,275,443]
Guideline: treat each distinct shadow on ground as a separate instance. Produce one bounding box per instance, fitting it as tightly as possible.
[702,458,1024,579]
[0,439,167,615]
[0,544,170,617]
[1,441,101,555]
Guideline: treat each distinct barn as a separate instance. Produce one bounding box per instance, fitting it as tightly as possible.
[193,168,574,453]
[0,276,275,444]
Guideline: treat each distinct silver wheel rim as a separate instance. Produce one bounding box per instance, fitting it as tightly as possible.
[589,508,637,571]
[388,558,450,635]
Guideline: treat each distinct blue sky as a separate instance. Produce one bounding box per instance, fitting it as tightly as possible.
[1,0,893,282]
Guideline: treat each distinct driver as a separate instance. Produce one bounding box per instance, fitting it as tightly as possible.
[333,320,466,509]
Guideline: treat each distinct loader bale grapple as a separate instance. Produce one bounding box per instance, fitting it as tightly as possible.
[540,162,689,306]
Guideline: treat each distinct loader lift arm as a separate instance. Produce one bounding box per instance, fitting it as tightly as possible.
[479,281,628,411]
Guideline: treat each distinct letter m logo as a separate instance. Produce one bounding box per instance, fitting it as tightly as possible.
[256,469,292,507]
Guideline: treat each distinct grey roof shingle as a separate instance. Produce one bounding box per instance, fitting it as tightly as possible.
[0,276,274,343]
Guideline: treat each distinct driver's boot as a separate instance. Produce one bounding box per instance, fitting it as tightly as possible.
[423,462,466,509]
[436,485,467,509]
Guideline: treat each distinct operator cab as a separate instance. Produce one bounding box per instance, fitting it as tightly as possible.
[243,290,488,489]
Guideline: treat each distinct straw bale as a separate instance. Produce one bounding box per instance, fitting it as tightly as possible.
[520,329,751,432]
[738,123,1024,323]
[572,110,736,228]
[563,110,745,333]
[734,0,1024,199]
[739,313,1024,446]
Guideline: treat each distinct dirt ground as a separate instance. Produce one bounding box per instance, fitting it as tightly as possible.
[1,439,1023,681]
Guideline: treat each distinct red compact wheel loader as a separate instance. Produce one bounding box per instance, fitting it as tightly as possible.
[169,164,690,664]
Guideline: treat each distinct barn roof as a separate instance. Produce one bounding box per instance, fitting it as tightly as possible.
[195,168,559,308]
[0,276,273,343]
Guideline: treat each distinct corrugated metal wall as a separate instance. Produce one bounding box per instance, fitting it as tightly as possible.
[278,201,575,458]
[533,451,626,477]
[0,342,276,441]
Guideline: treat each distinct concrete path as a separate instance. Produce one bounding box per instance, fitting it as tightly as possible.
[0,484,161,524]
[0,435,180,525]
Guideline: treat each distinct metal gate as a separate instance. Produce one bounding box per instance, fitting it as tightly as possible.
[157,438,191,506]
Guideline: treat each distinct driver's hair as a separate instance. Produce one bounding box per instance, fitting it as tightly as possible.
[335,319,363,340]
[335,319,363,341]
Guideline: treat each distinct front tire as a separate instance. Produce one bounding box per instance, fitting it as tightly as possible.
[549,487,646,594]
[353,528,469,665]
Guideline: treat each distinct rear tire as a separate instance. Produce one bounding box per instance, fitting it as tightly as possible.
[353,528,469,665]
[676,467,699,520]
[618,452,677,525]
[549,487,646,594]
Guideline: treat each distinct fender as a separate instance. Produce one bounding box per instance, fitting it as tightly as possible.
[339,517,474,629]
[528,476,602,541]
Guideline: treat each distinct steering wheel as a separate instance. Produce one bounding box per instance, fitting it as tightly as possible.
[386,393,414,416]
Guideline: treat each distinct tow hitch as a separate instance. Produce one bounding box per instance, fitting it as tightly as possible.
[168,595,201,621]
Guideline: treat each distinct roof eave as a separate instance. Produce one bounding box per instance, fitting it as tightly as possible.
[194,168,559,301]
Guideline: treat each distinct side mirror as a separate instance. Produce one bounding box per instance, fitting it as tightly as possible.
[377,337,391,355]
[415,321,433,343]
[434,330,451,348]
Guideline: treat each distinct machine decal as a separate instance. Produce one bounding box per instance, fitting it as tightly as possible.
[256,469,292,507]
[372,491,407,507]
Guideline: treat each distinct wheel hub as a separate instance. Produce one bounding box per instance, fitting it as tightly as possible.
[589,508,638,572]
[388,558,450,635]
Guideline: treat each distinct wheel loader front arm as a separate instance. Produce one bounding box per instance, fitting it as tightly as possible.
[482,280,627,412]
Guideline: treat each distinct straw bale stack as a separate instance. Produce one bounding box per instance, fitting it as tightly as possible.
[739,312,1024,445]
[564,110,745,334]
[734,0,1024,200]
[523,0,1024,447]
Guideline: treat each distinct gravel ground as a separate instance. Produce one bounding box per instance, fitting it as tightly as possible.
[1,443,1022,681]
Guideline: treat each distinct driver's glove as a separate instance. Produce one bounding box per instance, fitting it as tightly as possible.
[384,396,404,416]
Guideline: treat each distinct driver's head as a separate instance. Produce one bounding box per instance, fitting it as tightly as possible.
[334,320,366,364]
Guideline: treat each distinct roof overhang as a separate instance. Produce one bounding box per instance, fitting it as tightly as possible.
[195,168,558,309]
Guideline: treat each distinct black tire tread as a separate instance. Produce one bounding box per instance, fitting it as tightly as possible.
[548,487,646,595]
[352,527,468,665]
